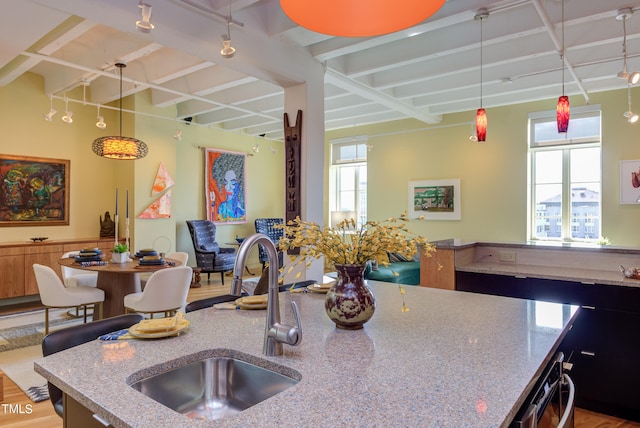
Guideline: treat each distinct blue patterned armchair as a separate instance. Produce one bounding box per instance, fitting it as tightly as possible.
[186,220,236,284]
[254,218,284,271]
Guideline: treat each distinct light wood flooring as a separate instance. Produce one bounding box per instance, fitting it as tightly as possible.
[0,279,639,427]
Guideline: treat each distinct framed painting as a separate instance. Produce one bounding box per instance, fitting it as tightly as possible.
[408,179,461,220]
[620,160,640,204]
[204,148,247,224]
[0,154,70,226]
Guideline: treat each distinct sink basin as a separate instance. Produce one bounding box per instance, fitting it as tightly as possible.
[130,355,300,421]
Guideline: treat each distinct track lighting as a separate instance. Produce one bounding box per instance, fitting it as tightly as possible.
[173,129,182,140]
[616,9,640,85]
[136,2,154,33]
[252,141,260,153]
[630,71,640,86]
[96,105,106,129]
[220,1,235,58]
[625,85,639,124]
[61,97,73,124]
[43,95,56,122]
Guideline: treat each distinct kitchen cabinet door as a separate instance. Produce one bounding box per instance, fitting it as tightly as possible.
[455,271,531,299]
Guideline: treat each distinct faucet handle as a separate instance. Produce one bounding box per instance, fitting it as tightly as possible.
[289,301,302,345]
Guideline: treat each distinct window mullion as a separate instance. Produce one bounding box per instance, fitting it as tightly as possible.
[561,149,571,240]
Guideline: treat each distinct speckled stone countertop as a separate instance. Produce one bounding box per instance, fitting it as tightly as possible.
[34,281,577,428]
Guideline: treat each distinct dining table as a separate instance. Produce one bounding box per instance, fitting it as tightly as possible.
[57,256,182,319]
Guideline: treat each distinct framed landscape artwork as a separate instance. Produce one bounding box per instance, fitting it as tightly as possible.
[619,160,640,204]
[0,154,70,226]
[408,179,461,220]
[204,148,247,224]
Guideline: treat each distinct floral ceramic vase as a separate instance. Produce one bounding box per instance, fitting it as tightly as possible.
[325,264,376,330]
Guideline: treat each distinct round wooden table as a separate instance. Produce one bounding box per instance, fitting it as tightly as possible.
[58,257,181,319]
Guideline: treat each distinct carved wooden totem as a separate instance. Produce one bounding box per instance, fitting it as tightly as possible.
[284,110,302,255]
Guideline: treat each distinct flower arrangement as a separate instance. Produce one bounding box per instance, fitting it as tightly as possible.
[278,213,434,268]
[277,213,435,313]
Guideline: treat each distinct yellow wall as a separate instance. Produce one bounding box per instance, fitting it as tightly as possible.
[327,87,640,247]
[0,73,285,269]
[4,72,640,255]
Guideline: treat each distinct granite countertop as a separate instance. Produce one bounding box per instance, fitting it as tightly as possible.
[34,281,577,428]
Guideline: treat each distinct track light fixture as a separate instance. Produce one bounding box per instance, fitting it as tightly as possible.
[220,0,235,58]
[136,1,154,33]
[43,95,56,122]
[252,141,260,153]
[173,128,182,140]
[617,9,639,85]
[61,97,73,124]
[624,84,639,124]
[96,105,106,129]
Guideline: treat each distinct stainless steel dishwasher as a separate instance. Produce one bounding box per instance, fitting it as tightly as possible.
[511,352,576,428]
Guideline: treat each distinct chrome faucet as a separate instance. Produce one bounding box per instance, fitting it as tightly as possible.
[230,233,302,356]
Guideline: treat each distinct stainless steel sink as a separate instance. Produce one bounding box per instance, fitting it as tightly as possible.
[130,355,300,421]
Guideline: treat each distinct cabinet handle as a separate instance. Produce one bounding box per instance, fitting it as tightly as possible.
[92,413,111,427]
[580,350,596,357]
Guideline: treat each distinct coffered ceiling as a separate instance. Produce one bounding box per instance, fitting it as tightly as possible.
[1,0,639,140]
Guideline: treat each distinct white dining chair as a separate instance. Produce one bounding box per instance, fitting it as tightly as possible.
[166,251,189,266]
[60,251,98,287]
[32,264,105,334]
[124,266,192,318]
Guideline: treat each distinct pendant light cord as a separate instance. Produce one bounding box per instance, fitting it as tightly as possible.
[119,64,123,139]
[480,16,483,109]
[561,0,565,96]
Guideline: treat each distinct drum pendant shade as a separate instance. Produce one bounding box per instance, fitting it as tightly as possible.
[280,0,447,37]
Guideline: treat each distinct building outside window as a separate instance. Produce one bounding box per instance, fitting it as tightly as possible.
[329,137,368,228]
[528,106,601,241]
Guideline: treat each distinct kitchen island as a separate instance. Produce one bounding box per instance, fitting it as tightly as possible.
[34,280,577,427]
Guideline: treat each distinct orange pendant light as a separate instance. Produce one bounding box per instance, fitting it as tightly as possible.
[476,108,487,142]
[556,95,570,133]
[280,0,447,37]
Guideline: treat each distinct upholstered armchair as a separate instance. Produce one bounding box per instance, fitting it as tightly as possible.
[186,220,236,284]
[254,218,284,270]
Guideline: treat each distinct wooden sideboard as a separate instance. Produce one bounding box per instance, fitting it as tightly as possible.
[0,238,118,299]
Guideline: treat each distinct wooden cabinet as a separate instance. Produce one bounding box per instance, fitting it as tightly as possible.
[420,248,455,290]
[64,393,113,427]
[0,238,117,301]
[0,247,25,298]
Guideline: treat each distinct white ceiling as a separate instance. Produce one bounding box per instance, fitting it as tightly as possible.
[1,0,639,140]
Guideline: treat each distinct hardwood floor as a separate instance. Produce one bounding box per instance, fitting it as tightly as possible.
[0,275,639,427]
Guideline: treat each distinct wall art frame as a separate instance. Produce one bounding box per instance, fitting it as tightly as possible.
[0,154,70,226]
[408,178,461,220]
[619,160,640,204]
[204,148,247,224]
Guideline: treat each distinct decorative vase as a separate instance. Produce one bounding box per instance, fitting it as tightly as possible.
[324,264,376,330]
[111,252,128,263]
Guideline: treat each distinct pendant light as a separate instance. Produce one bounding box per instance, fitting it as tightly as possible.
[280,0,446,37]
[556,0,570,133]
[92,63,148,160]
[220,0,235,58]
[475,9,488,142]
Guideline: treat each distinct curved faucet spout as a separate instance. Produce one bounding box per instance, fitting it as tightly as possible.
[230,233,302,356]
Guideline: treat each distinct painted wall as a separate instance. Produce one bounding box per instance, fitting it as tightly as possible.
[0,73,285,270]
[327,87,640,248]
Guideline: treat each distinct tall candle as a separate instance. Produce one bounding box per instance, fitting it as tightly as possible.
[126,190,129,218]
[115,188,118,215]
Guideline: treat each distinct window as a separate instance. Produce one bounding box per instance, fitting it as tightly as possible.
[528,106,601,241]
[329,137,368,227]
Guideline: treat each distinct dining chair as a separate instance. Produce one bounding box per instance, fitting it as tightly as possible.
[60,251,98,287]
[185,294,240,313]
[41,314,144,417]
[32,264,105,334]
[124,266,192,318]
[165,251,189,266]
